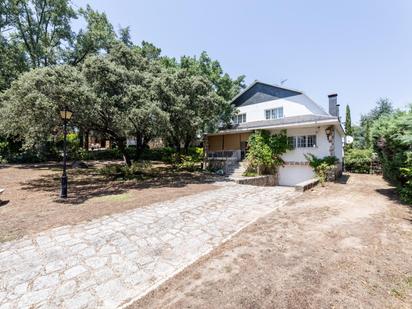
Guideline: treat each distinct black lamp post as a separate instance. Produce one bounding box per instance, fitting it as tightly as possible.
[60,108,73,198]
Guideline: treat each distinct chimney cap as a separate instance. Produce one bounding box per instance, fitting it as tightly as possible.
[328,93,338,98]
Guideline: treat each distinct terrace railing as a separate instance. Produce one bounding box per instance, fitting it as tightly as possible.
[206,150,241,160]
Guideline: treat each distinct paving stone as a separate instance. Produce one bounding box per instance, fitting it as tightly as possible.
[18,289,51,308]
[85,257,107,269]
[45,260,66,274]
[54,280,76,297]
[64,266,87,280]
[14,282,28,295]
[62,291,95,309]
[32,273,59,291]
[0,183,299,308]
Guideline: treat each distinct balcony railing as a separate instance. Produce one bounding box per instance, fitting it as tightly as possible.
[206,150,241,160]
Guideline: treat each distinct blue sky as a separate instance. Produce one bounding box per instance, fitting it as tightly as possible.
[72,0,412,123]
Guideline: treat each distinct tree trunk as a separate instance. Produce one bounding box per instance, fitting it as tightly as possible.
[183,142,190,155]
[135,133,144,160]
[117,139,131,166]
[84,130,89,150]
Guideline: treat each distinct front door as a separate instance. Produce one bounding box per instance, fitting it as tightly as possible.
[240,141,248,160]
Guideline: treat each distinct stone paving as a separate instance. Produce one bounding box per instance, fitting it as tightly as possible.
[0,183,299,308]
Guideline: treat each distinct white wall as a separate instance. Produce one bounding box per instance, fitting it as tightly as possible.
[273,125,332,186]
[270,126,331,162]
[278,166,315,186]
[334,129,343,162]
[237,94,328,123]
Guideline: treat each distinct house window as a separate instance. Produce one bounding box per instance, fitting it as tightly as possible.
[307,135,317,147]
[233,113,246,124]
[297,136,307,148]
[288,136,296,149]
[288,134,317,149]
[265,107,284,120]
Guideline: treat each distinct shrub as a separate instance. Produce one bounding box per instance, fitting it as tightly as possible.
[371,111,412,204]
[399,152,412,204]
[98,161,152,180]
[168,153,202,171]
[139,147,176,161]
[80,149,123,161]
[305,154,339,185]
[246,130,290,175]
[345,148,373,173]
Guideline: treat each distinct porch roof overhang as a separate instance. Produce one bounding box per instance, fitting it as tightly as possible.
[207,115,345,137]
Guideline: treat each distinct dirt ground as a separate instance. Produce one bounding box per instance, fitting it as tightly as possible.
[0,162,219,242]
[130,174,412,309]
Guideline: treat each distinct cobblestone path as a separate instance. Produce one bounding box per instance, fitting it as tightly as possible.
[0,184,299,308]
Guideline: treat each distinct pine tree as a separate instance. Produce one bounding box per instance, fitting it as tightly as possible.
[345,105,353,149]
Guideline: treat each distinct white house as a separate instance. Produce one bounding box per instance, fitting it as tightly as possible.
[205,81,345,186]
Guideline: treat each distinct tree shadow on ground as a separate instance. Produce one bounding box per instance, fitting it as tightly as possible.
[334,174,350,184]
[19,164,225,205]
[375,181,412,224]
[0,200,10,207]
[376,187,407,206]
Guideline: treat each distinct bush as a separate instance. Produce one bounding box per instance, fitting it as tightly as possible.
[305,154,339,185]
[345,148,373,173]
[98,161,152,180]
[79,148,123,161]
[139,147,176,161]
[168,153,202,171]
[371,111,412,204]
[399,152,412,204]
[246,130,290,175]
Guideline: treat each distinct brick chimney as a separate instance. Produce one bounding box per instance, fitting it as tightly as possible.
[328,94,339,118]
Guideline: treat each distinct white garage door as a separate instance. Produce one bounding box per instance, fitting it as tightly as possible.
[278,166,315,186]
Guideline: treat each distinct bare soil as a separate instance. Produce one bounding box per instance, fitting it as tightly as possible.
[0,161,219,242]
[130,174,412,309]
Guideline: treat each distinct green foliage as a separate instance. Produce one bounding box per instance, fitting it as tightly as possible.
[8,0,77,68]
[0,2,242,166]
[345,148,373,173]
[399,152,412,203]
[371,111,412,204]
[98,161,152,180]
[246,130,290,175]
[173,155,200,172]
[163,147,203,171]
[345,105,352,135]
[354,98,395,149]
[345,105,353,150]
[243,170,258,177]
[78,149,122,161]
[155,67,225,151]
[305,154,339,185]
[361,98,394,125]
[165,51,245,133]
[0,65,92,150]
[67,5,116,65]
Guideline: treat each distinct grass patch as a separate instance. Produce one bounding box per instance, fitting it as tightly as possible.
[389,276,412,300]
[242,171,258,177]
[95,193,132,202]
[406,276,412,287]
[390,288,405,300]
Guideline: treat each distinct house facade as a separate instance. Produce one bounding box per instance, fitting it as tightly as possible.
[205,81,345,186]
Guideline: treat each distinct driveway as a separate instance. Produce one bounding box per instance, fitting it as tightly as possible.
[0,183,299,308]
[130,174,412,309]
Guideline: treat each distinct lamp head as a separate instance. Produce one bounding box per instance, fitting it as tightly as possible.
[60,109,73,120]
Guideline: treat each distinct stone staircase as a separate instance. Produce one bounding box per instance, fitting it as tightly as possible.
[226,160,249,180]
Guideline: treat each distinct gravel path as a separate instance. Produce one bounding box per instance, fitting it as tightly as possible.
[0,183,299,308]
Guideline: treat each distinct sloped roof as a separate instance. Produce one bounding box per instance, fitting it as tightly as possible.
[232,81,302,107]
[211,114,341,136]
[234,114,337,129]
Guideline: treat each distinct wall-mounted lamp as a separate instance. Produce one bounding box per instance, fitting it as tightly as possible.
[325,126,333,143]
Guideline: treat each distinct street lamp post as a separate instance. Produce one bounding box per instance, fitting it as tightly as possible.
[60,109,73,198]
